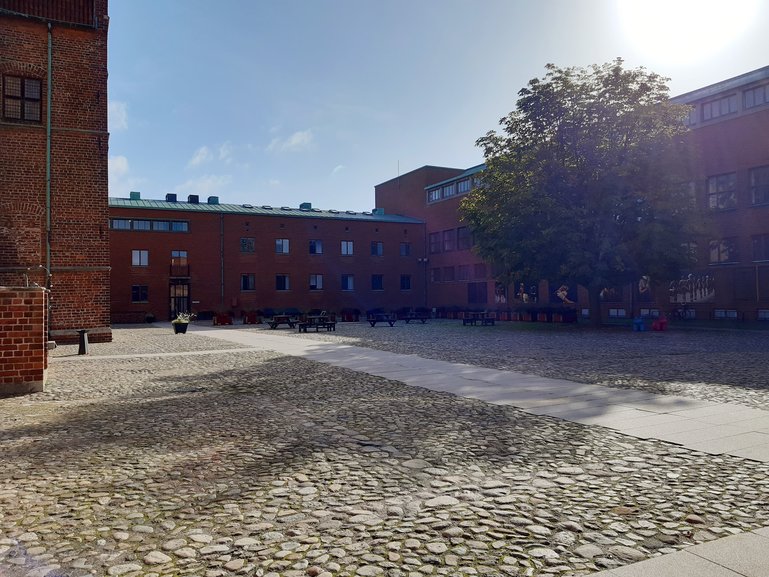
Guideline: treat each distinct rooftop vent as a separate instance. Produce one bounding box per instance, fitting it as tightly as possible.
[166,193,177,202]
[188,195,199,204]
[280,206,292,210]
[207,196,219,205]
[329,209,340,214]
[372,207,385,215]
[299,202,312,210]
[346,210,357,215]
[261,205,273,209]
[129,191,141,200]
[242,203,253,209]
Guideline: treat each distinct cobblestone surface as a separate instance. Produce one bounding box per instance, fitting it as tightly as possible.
[1,324,768,577]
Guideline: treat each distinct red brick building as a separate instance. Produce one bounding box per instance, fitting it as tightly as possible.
[0,0,111,342]
[109,194,426,321]
[375,65,769,322]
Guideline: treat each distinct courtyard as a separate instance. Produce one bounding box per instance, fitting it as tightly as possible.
[1,321,768,577]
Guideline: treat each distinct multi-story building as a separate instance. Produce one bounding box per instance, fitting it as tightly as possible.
[109,194,425,321]
[0,0,111,342]
[376,65,769,322]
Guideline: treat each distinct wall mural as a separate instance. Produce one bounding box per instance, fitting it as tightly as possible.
[669,273,715,304]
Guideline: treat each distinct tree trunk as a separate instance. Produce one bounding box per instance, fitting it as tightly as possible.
[587,286,603,327]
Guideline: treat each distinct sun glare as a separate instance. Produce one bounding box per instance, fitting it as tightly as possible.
[617,0,759,65]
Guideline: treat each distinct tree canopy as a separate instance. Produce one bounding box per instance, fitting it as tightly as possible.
[460,59,701,323]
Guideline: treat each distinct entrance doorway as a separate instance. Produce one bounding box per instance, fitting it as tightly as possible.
[169,280,190,320]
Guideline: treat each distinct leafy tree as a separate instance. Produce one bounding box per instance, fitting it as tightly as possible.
[461,59,701,325]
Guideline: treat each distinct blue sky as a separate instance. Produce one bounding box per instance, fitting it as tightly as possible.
[108,0,768,211]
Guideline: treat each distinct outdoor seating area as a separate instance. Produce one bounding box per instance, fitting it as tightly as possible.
[297,312,337,332]
[462,311,496,326]
[366,310,398,327]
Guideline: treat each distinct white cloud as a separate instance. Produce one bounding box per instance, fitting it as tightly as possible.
[218,141,234,163]
[108,155,145,197]
[331,164,345,176]
[268,179,281,187]
[187,146,213,168]
[175,174,232,197]
[108,101,128,131]
[267,129,314,153]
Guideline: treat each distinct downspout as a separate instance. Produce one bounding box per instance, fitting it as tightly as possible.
[220,214,225,308]
[46,23,52,283]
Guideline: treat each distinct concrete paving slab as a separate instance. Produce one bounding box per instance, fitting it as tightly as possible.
[753,526,769,538]
[685,432,769,455]
[592,550,744,576]
[686,531,769,577]
[570,407,659,426]
[729,442,769,461]
[615,418,711,439]
[673,406,769,423]
[659,423,762,445]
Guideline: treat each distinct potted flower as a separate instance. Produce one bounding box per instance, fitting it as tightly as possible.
[171,312,194,334]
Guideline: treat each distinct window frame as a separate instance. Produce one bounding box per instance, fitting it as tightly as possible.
[750,165,769,205]
[341,240,354,256]
[241,273,256,291]
[370,241,384,256]
[240,237,255,253]
[131,285,149,303]
[400,274,411,291]
[309,239,323,255]
[131,249,149,267]
[309,273,323,290]
[707,173,737,211]
[275,274,290,291]
[341,274,354,291]
[371,274,384,291]
[2,75,42,122]
[275,238,290,254]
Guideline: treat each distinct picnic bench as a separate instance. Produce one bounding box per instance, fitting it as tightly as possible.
[462,312,496,326]
[367,312,397,327]
[403,311,429,324]
[298,315,336,332]
[268,314,296,329]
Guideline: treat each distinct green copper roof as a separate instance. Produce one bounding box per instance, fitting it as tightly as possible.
[109,197,424,224]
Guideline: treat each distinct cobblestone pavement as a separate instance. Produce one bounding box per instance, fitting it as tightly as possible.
[241,320,769,410]
[1,325,768,577]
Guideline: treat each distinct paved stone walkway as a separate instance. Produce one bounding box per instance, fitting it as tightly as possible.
[1,323,767,577]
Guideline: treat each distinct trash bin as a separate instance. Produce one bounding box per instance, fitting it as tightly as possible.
[77,329,89,355]
[632,317,645,331]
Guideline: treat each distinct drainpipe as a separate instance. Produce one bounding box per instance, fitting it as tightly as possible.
[46,22,53,338]
[220,214,225,308]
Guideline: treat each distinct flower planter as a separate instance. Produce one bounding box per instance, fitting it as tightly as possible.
[172,322,188,334]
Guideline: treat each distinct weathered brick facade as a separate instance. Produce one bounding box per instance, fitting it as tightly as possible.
[0,0,111,343]
[0,287,48,394]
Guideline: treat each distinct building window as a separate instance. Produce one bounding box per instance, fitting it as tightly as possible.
[443,266,455,282]
[2,76,41,122]
[427,188,441,203]
[309,274,323,290]
[752,234,769,261]
[241,273,256,291]
[275,238,290,254]
[110,219,131,230]
[309,239,323,254]
[341,274,354,291]
[170,250,188,276]
[474,263,487,279]
[400,274,411,290]
[341,240,354,255]
[702,94,737,121]
[399,242,411,257]
[131,285,148,303]
[371,274,384,291]
[371,241,384,256]
[709,238,739,264]
[707,173,736,210]
[744,84,769,109]
[442,183,456,198]
[240,238,255,253]
[468,282,487,304]
[442,229,456,252]
[750,166,769,205]
[458,264,472,281]
[430,268,442,283]
[153,220,170,231]
[429,232,442,254]
[171,221,189,232]
[275,274,290,291]
[131,250,149,267]
[132,220,151,231]
[457,179,471,194]
[457,226,472,250]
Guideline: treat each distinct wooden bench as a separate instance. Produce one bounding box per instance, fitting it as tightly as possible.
[268,315,296,329]
[462,312,495,326]
[403,312,429,324]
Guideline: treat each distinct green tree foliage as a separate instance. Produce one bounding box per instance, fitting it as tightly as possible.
[461,59,701,324]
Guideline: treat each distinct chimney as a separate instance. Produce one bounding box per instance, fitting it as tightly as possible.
[188,195,199,204]
[207,196,219,205]
[299,202,312,210]
[129,191,141,200]
[165,193,177,202]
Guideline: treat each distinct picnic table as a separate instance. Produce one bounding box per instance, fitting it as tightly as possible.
[403,311,429,324]
[462,312,496,326]
[298,315,336,332]
[268,314,296,329]
[367,312,397,327]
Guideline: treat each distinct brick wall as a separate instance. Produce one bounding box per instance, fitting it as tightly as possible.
[0,0,111,342]
[0,287,48,395]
